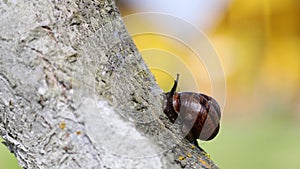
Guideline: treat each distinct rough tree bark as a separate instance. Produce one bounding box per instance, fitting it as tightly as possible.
[0,0,219,168]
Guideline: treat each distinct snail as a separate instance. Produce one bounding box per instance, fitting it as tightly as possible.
[163,74,221,147]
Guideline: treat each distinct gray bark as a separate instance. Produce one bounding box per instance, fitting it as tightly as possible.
[0,0,219,168]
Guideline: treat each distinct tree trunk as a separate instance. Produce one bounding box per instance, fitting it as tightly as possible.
[0,0,219,168]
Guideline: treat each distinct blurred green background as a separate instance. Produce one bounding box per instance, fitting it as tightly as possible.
[1,0,300,168]
[0,137,21,169]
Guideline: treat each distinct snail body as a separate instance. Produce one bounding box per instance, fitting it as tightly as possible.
[163,74,221,143]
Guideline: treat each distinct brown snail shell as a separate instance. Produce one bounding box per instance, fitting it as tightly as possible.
[163,74,221,142]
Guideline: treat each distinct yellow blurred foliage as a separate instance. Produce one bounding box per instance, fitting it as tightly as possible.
[212,0,300,118]
[119,0,300,119]
[133,34,210,93]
